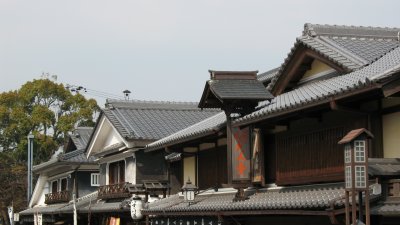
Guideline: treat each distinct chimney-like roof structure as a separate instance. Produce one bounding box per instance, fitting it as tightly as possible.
[198,70,274,113]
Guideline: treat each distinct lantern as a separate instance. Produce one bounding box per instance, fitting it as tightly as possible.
[130,195,143,220]
[181,178,198,204]
[338,128,374,225]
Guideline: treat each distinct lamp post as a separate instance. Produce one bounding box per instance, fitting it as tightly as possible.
[338,128,373,225]
[27,133,34,206]
[181,178,198,205]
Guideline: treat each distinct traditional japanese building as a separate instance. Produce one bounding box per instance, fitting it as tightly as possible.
[84,99,220,225]
[143,24,400,225]
[19,127,98,225]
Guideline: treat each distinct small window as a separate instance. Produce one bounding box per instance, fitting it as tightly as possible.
[60,178,68,191]
[51,180,58,193]
[354,140,365,162]
[355,166,366,188]
[344,144,351,163]
[91,173,100,186]
[345,166,352,189]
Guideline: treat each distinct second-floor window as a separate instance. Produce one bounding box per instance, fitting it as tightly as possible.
[50,177,68,193]
[109,160,125,184]
[51,180,58,193]
[91,173,100,186]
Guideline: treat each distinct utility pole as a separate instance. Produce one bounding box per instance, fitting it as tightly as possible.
[27,133,34,206]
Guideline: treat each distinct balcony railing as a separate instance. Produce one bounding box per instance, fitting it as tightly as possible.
[98,182,130,200]
[45,190,71,204]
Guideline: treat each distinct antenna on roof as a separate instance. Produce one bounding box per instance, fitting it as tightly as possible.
[123,90,131,100]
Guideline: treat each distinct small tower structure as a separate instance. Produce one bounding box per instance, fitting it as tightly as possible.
[338,128,374,225]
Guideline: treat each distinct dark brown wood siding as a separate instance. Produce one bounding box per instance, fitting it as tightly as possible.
[276,126,345,185]
[169,160,183,194]
[198,146,227,190]
[274,111,368,185]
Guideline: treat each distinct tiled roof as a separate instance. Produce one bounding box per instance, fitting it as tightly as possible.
[33,148,96,172]
[70,127,93,150]
[235,46,400,126]
[19,203,67,215]
[257,67,280,84]
[208,79,274,100]
[267,23,400,92]
[79,199,131,213]
[147,46,400,150]
[369,158,400,176]
[58,149,96,163]
[338,128,374,144]
[371,201,400,216]
[143,183,347,215]
[146,112,226,152]
[103,99,220,140]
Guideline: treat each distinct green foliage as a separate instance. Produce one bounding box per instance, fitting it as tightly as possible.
[0,78,99,163]
[0,78,99,222]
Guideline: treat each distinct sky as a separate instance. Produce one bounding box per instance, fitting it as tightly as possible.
[1,0,399,107]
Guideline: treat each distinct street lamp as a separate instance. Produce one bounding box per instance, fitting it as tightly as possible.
[181,178,197,205]
[27,133,34,206]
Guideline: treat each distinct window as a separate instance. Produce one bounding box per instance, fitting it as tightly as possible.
[354,140,365,162]
[355,166,366,188]
[50,177,68,193]
[109,161,125,184]
[91,173,100,186]
[60,178,68,191]
[345,166,352,189]
[344,144,351,163]
[51,180,58,193]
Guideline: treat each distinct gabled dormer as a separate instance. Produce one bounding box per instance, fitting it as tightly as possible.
[268,23,400,95]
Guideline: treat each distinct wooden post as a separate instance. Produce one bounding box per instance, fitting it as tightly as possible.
[225,109,232,185]
[365,188,370,225]
[351,190,357,225]
[345,191,350,225]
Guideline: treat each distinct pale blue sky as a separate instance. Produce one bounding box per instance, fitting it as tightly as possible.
[1,0,399,106]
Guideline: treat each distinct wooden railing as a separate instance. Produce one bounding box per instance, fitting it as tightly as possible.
[45,190,71,204]
[98,182,130,200]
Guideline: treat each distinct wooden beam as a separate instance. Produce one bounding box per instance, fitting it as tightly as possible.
[382,76,400,97]
[142,209,342,217]
[329,99,368,115]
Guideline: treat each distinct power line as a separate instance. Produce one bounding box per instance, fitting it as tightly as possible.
[65,84,124,100]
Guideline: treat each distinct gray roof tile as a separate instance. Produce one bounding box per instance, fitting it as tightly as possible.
[236,46,400,126]
[103,100,220,140]
[146,112,226,151]
[267,24,400,92]
[369,158,400,176]
[70,127,93,150]
[19,203,67,215]
[207,79,274,100]
[371,201,400,216]
[143,183,347,214]
[59,149,96,163]
[257,67,280,83]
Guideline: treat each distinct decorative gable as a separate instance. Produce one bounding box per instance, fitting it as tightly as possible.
[86,115,128,158]
[268,23,400,95]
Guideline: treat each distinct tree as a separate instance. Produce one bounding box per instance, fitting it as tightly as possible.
[0,78,99,224]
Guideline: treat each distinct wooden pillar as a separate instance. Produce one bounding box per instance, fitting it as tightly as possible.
[345,191,350,225]
[225,110,232,185]
[352,190,357,225]
[365,188,370,225]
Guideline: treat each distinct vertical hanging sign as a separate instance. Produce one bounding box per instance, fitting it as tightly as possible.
[232,127,250,181]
